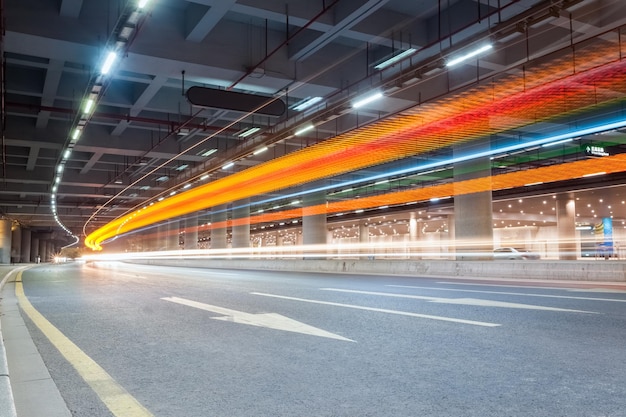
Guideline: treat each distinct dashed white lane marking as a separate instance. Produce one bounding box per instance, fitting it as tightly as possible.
[162,296,354,341]
[250,292,500,327]
[389,285,626,303]
[322,288,597,313]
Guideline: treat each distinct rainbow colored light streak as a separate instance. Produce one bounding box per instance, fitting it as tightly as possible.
[85,45,626,250]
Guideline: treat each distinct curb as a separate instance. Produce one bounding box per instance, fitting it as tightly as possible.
[0,270,18,417]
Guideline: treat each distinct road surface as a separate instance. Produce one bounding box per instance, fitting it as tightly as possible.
[5,261,626,416]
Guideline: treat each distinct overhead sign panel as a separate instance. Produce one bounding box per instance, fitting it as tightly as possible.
[186,86,286,117]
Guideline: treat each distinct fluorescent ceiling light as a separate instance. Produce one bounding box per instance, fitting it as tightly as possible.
[101,51,118,75]
[295,124,315,136]
[63,149,71,159]
[446,44,493,67]
[200,149,217,157]
[237,127,261,138]
[200,174,210,180]
[138,0,149,9]
[183,184,191,189]
[155,176,169,182]
[253,146,268,155]
[222,162,235,170]
[353,92,383,109]
[72,128,82,140]
[292,96,323,111]
[57,165,64,173]
[374,48,417,70]
[175,164,188,171]
[83,99,95,115]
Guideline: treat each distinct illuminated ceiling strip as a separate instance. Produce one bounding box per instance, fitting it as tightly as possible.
[374,48,417,70]
[352,92,383,108]
[446,44,493,67]
[292,97,323,111]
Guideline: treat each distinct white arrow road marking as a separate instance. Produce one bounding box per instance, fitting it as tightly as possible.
[251,293,500,327]
[320,288,597,313]
[161,296,354,342]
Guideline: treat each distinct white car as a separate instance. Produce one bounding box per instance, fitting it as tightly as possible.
[493,247,541,260]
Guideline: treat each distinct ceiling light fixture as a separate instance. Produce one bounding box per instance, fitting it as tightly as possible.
[295,124,315,136]
[446,44,493,67]
[101,51,118,75]
[237,127,261,138]
[222,162,235,170]
[352,92,383,109]
[253,146,268,155]
[83,98,95,115]
[138,0,150,8]
[374,48,417,70]
[292,96,323,111]
[72,128,82,141]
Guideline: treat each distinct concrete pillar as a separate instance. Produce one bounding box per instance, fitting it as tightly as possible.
[211,205,228,249]
[0,219,11,264]
[556,193,577,260]
[303,190,327,245]
[31,237,40,262]
[409,213,419,242]
[167,221,180,250]
[39,239,47,262]
[11,223,21,263]
[453,140,493,260]
[157,224,168,250]
[184,218,199,250]
[358,221,369,243]
[231,200,250,248]
[21,229,32,263]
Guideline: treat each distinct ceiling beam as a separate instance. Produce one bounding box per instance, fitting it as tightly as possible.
[35,59,65,129]
[60,0,83,18]
[186,0,237,42]
[289,0,391,61]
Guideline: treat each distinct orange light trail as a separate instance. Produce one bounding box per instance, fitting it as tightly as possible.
[85,45,626,250]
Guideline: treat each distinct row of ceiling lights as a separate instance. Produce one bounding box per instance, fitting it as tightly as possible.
[51,0,151,238]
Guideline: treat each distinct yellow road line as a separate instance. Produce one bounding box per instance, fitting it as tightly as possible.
[14,271,154,417]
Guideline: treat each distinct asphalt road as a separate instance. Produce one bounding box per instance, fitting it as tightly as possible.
[11,261,626,416]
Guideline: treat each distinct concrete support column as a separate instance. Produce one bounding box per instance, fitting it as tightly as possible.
[31,237,40,262]
[39,239,47,262]
[453,140,493,260]
[184,218,199,250]
[21,229,32,263]
[231,200,250,248]
[358,221,369,244]
[409,213,419,242]
[556,193,577,260]
[167,221,180,250]
[0,219,12,264]
[211,205,228,249]
[11,223,21,263]
[157,224,168,251]
[303,190,327,245]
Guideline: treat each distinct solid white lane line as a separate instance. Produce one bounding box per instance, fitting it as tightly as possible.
[436,281,626,293]
[322,288,597,313]
[250,292,501,327]
[395,284,626,302]
[162,297,354,341]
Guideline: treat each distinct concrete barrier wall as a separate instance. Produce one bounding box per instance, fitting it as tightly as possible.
[127,258,626,282]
